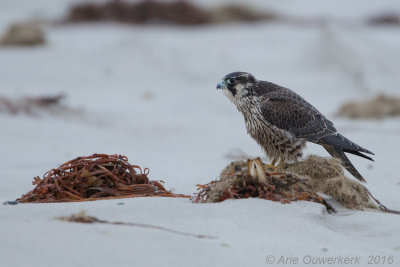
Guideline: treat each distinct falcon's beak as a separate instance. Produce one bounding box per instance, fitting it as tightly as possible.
[216,80,226,90]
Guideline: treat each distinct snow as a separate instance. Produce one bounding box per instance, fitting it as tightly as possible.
[1,1,400,266]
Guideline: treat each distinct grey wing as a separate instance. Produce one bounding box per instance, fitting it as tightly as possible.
[259,88,374,182]
[259,88,337,142]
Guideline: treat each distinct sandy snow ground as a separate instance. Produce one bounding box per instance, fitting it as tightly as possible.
[1,1,400,266]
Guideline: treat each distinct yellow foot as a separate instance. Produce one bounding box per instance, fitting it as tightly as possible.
[265,158,285,171]
[264,158,277,170]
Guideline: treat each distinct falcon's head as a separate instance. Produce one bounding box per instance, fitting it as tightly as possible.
[217,72,257,102]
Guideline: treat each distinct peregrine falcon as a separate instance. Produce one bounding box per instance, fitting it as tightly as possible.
[217,71,374,182]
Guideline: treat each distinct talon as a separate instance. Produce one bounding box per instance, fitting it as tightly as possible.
[275,158,285,170]
[265,158,285,171]
[265,158,277,170]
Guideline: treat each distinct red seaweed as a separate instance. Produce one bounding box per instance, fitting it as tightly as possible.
[18,153,189,203]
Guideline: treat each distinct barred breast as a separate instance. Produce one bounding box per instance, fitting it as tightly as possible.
[240,103,306,161]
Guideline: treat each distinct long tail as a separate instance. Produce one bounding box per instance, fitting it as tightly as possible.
[320,133,374,182]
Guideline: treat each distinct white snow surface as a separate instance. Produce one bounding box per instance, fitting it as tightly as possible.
[1,1,400,266]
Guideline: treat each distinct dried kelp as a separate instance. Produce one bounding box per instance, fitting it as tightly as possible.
[56,211,216,239]
[0,94,74,117]
[367,13,400,26]
[0,21,45,46]
[211,4,277,24]
[336,94,400,119]
[68,0,210,25]
[18,154,188,203]
[66,0,276,25]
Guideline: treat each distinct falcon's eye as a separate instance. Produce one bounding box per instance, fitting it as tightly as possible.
[226,78,236,85]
